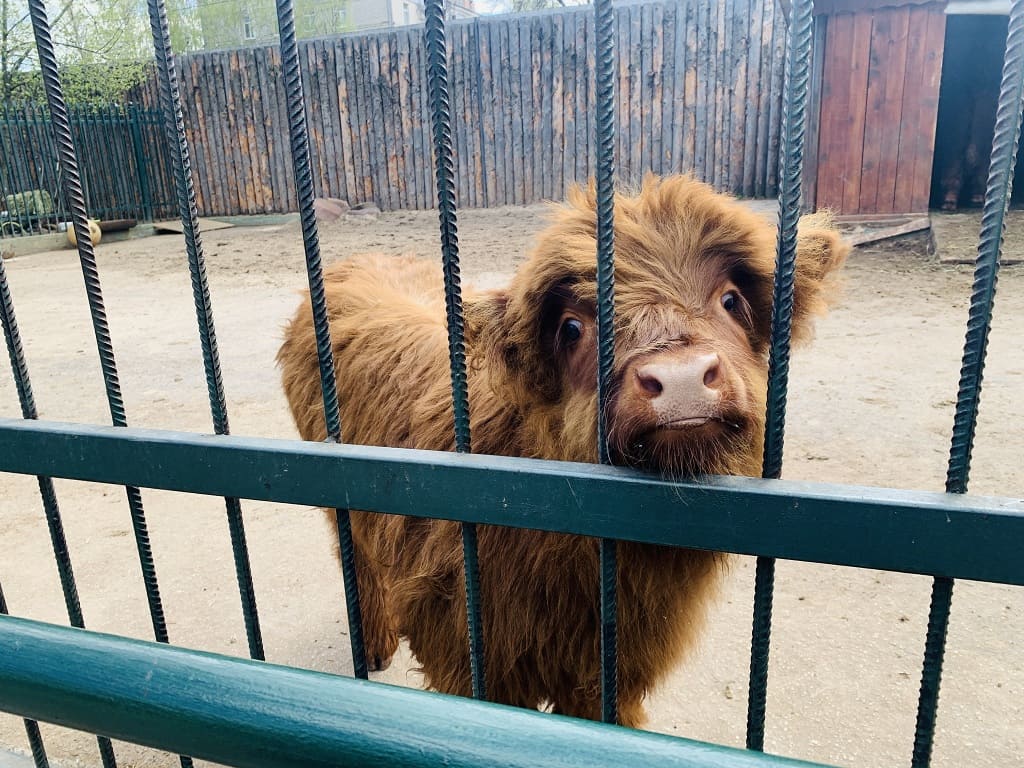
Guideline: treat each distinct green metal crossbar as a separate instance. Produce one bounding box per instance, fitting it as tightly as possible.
[0,614,829,768]
[1,418,1022,587]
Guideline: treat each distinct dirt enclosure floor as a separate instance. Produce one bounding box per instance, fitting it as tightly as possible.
[1,202,1022,768]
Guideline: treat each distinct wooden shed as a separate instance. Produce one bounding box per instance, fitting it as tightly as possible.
[805,0,1015,218]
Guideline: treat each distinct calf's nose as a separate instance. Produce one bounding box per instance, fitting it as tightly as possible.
[634,353,722,420]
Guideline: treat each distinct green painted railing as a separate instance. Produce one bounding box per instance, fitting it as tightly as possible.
[1,418,1023,588]
[0,614,828,768]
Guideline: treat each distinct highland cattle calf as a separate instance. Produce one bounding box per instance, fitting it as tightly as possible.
[277,174,848,727]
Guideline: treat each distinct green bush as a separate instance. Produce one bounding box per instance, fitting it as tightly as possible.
[4,190,54,217]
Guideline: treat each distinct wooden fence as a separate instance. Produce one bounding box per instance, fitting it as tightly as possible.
[133,0,787,216]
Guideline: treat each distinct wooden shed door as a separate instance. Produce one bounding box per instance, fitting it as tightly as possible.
[813,2,946,215]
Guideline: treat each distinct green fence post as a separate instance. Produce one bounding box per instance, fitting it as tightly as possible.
[129,103,154,222]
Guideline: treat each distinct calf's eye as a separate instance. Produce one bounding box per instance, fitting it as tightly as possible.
[721,290,740,313]
[561,317,584,345]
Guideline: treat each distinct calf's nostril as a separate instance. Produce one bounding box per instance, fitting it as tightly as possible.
[636,368,664,396]
[702,360,721,388]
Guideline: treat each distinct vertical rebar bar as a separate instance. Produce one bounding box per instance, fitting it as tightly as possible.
[145,0,264,664]
[593,0,618,726]
[23,3,186,765]
[912,2,1024,765]
[273,0,368,681]
[745,0,814,751]
[423,0,486,701]
[2,260,118,768]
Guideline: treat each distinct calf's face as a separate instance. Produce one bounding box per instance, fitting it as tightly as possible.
[471,175,848,478]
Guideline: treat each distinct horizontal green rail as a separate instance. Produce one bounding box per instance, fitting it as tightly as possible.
[1,417,1022,586]
[0,614,827,768]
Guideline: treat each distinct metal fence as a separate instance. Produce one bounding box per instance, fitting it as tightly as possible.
[0,103,175,239]
[0,0,1022,765]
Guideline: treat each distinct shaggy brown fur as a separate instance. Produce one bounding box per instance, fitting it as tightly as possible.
[277,174,848,727]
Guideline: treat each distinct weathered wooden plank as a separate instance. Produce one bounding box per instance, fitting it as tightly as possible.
[377,32,398,209]
[323,40,348,204]
[257,47,281,214]
[508,17,523,204]
[262,46,290,213]
[246,47,267,211]
[233,49,257,213]
[800,13,826,211]
[493,19,512,205]
[316,39,340,203]
[313,39,336,203]
[616,6,629,176]
[367,34,392,210]
[216,52,241,214]
[530,16,544,203]
[639,3,653,176]
[512,17,528,204]
[660,1,676,171]
[383,32,403,210]
[650,3,664,173]
[694,0,709,181]
[199,51,222,215]
[765,1,785,195]
[729,0,748,193]
[629,6,642,181]
[874,7,911,214]
[355,35,377,202]
[191,54,216,216]
[540,14,556,200]
[446,23,464,207]
[299,42,321,207]
[816,11,855,212]
[306,43,328,206]
[908,4,946,213]
[232,50,256,212]
[405,32,425,209]
[742,0,763,196]
[207,51,226,214]
[858,11,891,214]
[583,7,596,183]
[225,48,246,214]
[394,30,412,209]
[560,11,576,192]
[713,0,726,190]
[333,40,357,207]
[753,0,771,196]
[247,48,273,211]
[892,6,924,215]
[717,0,731,191]
[550,11,564,200]
[464,21,480,207]
[478,20,497,206]
[344,36,364,204]
[681,0,697,174]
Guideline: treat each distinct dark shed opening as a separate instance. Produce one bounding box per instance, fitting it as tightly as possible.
[930,12,1023,211]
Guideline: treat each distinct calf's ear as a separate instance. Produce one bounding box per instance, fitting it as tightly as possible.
[464,289,509,347]
[464,287,563,403]
[789,213,850,345]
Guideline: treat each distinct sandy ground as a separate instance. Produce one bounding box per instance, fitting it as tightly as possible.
[0,203,1022,768]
